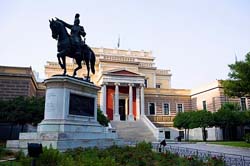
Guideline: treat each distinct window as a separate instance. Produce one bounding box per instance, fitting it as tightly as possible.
[144,79,148,88]
[241,97,247,111]
[179,131,184,139]
[163,103,170,115]
[165,131,171,139]
[149,103,155,115]
[202,100,207,110]
[156,84,161,88]
[177,104,184,113]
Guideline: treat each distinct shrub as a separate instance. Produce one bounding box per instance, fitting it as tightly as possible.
[0,147,5,159]
[14,150,25,160]
[34,147,75,166]
[97,108,109,126]
[244,133,250,143]
[0,147,14,159]
[15,142,225,166]
[207,156,225,166]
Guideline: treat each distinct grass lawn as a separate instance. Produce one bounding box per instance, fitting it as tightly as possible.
[208,141,250,148]
[0,161,21,166]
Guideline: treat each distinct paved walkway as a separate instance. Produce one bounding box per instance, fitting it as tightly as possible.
[169,143,250,157]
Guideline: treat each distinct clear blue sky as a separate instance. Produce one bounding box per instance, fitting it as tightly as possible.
[1,0,250,89]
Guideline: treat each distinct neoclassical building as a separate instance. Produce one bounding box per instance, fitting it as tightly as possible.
[1,47,249,141]
[44,47,250,141]
[45,48,175,122]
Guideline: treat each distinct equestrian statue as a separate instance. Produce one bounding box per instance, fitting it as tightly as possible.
[49,13,95,81]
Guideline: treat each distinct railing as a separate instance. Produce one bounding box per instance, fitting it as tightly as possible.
[102,55,136,63]
[92,47,152,58]
[139,62,154,68]
[152,143,250,166]
[141,115,160,140]
[156,69,171,75]
[147,115,175,123]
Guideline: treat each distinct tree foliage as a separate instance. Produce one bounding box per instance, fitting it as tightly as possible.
[0,96,45,125]
[173,112,193,130]
[173,111,194,140]
[213,103,243,140]
[190,110,214,141]
[97,108,110,127]
[222,52,250,97]
[173,104,250,141]
[189,110,214,129]
[174,111,214,141]
[213,103,241,127]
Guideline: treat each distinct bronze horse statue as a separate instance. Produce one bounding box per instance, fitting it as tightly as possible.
[49,19,95,81]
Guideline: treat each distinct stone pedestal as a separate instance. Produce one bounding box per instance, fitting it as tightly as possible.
[7,76,122,152]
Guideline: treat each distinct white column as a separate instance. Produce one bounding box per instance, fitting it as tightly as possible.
[128,84,134,121]
[153,73,156,88]
[136,87,140,120]
[114,83,120,121]
[140,84,145,115]
[125,98,128,120]
[100,83,107,116]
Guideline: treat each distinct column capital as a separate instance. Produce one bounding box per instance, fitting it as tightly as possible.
[128,83,134,87]
[140,83,145,88]
[101,82,108,86]
[114,82,120,86]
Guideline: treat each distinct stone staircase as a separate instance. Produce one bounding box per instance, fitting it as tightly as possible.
[111,120,156,144]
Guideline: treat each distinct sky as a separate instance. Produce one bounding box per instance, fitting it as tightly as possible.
[0,0,250,89]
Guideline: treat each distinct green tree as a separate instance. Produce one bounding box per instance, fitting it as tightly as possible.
[222,52,250,97]
[97,108,110,127]
[190,110,214,141]
[173,111,194,141]
[242,110,250,127]
[214,103,241,140]
[0,97,45,139]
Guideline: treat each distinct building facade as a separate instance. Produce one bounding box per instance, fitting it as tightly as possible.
[45,48,193,122]
[44,47,250,141]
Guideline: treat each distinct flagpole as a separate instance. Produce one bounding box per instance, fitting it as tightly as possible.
[117,35,120,48]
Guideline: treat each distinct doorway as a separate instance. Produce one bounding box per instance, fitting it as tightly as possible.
[119,99,126,121]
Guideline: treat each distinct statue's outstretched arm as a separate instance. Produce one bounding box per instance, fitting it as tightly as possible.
[80,26,86,37]
[56,17,73,29]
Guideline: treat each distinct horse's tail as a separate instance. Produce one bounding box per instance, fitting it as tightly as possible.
[90,48,96,74]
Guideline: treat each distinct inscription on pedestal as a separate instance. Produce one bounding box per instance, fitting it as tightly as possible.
[69,93,94,117]
[45,93,57,112]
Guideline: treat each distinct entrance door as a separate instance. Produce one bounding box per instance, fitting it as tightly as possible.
[119,99,126,121]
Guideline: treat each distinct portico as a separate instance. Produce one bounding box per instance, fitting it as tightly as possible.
[99,69,145,121]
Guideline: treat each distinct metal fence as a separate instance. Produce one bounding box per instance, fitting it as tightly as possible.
[152,143,250,166]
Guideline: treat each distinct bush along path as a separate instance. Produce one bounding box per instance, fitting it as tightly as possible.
[1,142,224,166]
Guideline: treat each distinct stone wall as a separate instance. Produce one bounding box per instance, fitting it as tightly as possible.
[144,88,191,116]
[0,79,30,100]
[0,66,45,100]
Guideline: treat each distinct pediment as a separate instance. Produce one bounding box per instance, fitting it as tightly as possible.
[104,68,142,76]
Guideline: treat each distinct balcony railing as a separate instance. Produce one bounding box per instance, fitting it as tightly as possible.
[146,115,175,123]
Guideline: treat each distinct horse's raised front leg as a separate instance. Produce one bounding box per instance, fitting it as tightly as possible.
[57,53,64,69]
[73,58,82,77]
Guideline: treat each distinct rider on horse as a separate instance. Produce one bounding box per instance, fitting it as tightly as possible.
[56,13,86,58]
